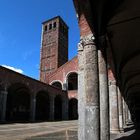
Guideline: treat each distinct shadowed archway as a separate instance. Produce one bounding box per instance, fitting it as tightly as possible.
[36,91,50,121]
[69,98,78,120]
[6,83,30,122]
[54,95,62,120]
[67,72,78,90]
[51,81,62,90]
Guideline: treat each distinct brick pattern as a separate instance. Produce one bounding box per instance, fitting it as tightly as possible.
[40,16,68,83]
[48,56,78,84]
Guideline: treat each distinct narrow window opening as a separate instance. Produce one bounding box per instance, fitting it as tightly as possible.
[49,24,52,30]
[53,22,56,28]
[44,25,47,31]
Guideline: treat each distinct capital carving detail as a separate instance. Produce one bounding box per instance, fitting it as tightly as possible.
[80,34,95,46]
[78,42,84,51]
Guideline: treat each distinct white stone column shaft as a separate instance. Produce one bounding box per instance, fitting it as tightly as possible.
[78,41,85,140]
[109,81,119,133]
[117,87,124,132]
[122,99,126,126]
[128,108,132,123]
[98,49,110,140]
[78,34,100,140]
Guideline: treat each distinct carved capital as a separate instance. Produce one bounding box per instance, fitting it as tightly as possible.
[78,42,84,51]
[109,80,116,86]
[80,34,95,46]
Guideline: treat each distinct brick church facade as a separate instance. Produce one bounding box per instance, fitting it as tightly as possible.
[0,16,78,122]
[40,16,78,100]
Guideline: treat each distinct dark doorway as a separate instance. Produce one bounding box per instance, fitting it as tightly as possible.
[36,91,50,121]
[54,95,62,120]
[6,83,30,122]
[67,73,78,90]
[69,98,78,120]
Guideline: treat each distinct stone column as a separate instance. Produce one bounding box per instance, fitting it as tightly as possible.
[98,47,109,140]
[62,83,67,91]
[122,99,126,126]
[1,90,8,121]
[109,80,119,133]
[117,87,124,132]
[78,40,85,140]
[123,100,129,125]
[62,97,68,120]
[124,101,132,125]
[30,95,36,122]
[128,108,132,123]
[78,34,100,140]
[49,96,55,121]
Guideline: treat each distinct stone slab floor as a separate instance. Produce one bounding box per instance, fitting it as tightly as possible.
[0,121,138,140]
[0,121,77,140]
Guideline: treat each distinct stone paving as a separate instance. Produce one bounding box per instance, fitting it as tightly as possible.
[0,121,77,140]
[0,121,138,140]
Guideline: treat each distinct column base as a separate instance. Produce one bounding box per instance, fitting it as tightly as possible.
[119,128,124,133]
[110,129,120,134]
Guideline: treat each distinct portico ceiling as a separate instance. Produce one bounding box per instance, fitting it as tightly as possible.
[74,0,140,105]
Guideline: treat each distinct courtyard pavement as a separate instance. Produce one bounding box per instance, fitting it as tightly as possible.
[0,120,138,140]
[0,120,77,140]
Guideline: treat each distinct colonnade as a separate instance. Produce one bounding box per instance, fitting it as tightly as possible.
[78,33,132,140]
[0,88,68,122]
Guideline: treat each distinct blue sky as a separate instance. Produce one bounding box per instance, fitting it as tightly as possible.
[0,0,80,79]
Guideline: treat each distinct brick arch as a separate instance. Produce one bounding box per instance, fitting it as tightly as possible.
[50,80,63,90]
[36,90,50,121]
[6,82,31,122]
[66,71,78,90]
[54,94,63,120]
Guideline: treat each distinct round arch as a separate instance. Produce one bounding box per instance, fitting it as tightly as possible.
[68,98,78,120]
[66,72,78,90]
[50,80,63,90]
[54,95,62,120]
[36,91,50,121]
[6,83,30,122]
[119,51,140,75]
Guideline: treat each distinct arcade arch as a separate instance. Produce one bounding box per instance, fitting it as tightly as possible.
[66,72,78,90]
[6,83,30,122]
[36,91,50,121]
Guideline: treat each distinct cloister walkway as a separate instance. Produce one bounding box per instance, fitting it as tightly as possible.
[0,120,138,140]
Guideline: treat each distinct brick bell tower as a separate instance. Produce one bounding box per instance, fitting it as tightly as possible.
[40,16,68,83]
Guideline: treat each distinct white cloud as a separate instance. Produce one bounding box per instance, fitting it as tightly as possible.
[2,65,24,74]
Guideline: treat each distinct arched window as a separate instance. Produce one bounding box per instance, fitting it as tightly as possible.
[51,81,62,90]
[67,72,78,90]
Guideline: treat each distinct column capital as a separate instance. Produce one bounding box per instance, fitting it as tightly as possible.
[78,42,84,51]
[80,34,95,46]
[109,80,116,86]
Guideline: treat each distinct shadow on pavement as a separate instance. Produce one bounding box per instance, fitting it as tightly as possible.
[115,129,140,140]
